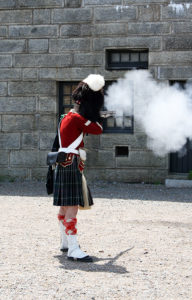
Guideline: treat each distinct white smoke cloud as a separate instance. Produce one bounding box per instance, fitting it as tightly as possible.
[105,70,192,156]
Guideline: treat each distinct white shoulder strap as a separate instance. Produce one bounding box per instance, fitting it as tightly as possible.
[58,121,62,147]
[68,132,83,149]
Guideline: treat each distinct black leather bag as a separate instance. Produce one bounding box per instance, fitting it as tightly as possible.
[46,151,67,166]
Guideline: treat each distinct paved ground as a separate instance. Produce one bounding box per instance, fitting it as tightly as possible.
[0,181,192,300]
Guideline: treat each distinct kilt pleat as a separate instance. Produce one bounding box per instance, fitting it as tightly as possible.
[53,157,84,206]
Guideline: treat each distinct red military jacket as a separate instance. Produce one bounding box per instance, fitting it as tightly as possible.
[59,111,103,170]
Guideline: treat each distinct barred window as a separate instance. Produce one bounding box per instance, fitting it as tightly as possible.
[58,81,78,117]
[106,49,148,70]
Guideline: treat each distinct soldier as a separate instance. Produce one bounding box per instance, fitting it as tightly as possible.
[54,74,105,262]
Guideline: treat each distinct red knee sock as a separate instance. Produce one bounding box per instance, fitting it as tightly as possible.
[63,218,77,235]
[57,214,65,221]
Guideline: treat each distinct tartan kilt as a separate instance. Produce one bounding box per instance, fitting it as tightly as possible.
[53,156,93,207]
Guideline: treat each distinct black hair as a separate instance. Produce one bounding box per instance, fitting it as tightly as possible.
[72,82,104,122]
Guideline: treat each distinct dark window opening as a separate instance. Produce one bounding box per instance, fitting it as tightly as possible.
[106,49,148,70]
[169,80,192,173]
[169,139,192,173]
[58,81,78,119]
[115,146,129,157]
[169,80,186,89]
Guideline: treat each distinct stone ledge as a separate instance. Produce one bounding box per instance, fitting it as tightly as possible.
[165,179,192,188]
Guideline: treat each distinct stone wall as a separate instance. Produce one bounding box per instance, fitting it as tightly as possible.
[0,0,191,182]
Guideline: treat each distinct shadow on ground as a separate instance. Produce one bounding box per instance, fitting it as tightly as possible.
[0,181,192,203]
[54,247,133,274]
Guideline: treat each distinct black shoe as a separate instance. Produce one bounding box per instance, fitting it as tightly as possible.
[67,255,93,262]
[60,248,68,252]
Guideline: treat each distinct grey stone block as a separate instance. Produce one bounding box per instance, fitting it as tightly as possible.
[22,133,39,149]
[149,169,167,184]
[39,96,56,113]
[0,40,26,53]
[150,51,192,65]
[124,0,166,2]
[18,0,63,8]
[116,150,166,168]
[74,53,103,66]
[60,24,92,37]
[173,22,192,33]
[40,133,56,149]
[10,150,40,166]
[100,134,147,149]
[0,0,16,9]
[0,167,28,180]
[0,82,7,96]
[0,10,32,24]
[95,68,129,80]
[158,67,192,80]
[52,8,92,23]
[93,23,126,36]
[60,24,80,36]
[162,4,192,20]
[64,0,81,7]
[0,26,7,37]
[9,25,58,37]
[0,69,21,80]
[39,150,48,166]
[93,37,161,51]
[15,54,71,67]
[0,133,20,149]
[127,22,170,35]
[28,39,48,53]
[33,9,51,24]
[149,66,157,78]
[38,68,64,79]
[84,135,100,149]
[0,97,36,113]
[164,36,192,50]
[84,0,121,4]
[171,0,192,2]
[31,167,47,179]
[39,67,94,80]
[49,38,90,52]
[0,55,12,67]
[165,179,192,188]
[2,115,35,132]
[8,81,56,96]
[138,5,160,21]
[23,69,38,80]
[85,167,151,183]
[86,149,115,168]
[94,7,136,21]
[36,114,56,131]
[0,150,9,165]
[80,24,93,36]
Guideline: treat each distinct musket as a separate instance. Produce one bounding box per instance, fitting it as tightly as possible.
[100,111,116,118]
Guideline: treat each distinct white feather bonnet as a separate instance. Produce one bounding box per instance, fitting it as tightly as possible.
[82,74,105,92]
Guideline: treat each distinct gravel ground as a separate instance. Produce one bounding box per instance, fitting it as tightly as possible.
[0,181,192,300]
